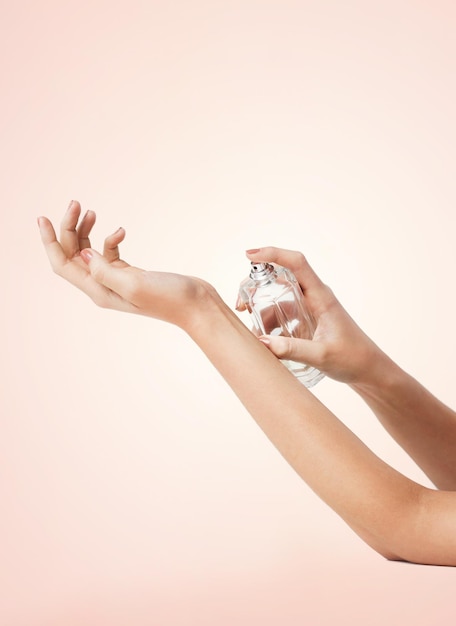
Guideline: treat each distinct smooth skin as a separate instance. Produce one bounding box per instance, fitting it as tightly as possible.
[38,200,456,566]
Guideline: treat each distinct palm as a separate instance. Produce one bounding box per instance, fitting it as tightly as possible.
[38,201,208,324]
[38,202,137,313]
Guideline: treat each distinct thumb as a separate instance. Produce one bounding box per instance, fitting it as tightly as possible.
[80,248,131,297]
[258,335,325,369]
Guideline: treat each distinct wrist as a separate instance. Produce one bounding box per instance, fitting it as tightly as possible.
[349,347,405,400]
[179,279,228,334]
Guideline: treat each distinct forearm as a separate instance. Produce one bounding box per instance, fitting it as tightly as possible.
[350,352,456,490]
[184,288,426,561]
[38,206,456,564]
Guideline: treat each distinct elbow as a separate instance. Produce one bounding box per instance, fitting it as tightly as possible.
[354,487,431,565]
[377,548,406,562]
[368,538,426,565]
[369,487,456,567]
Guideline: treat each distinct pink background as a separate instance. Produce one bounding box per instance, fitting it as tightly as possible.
[2,0,455,624]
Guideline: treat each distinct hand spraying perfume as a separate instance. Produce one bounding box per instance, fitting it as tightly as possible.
[237,262,325,388]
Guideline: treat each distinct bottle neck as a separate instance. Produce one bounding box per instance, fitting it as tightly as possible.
[249,262,276,285]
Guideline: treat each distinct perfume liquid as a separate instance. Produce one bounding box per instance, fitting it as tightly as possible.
[237,262,324,388]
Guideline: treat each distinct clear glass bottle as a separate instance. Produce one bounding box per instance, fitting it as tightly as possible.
[237,262,324,388]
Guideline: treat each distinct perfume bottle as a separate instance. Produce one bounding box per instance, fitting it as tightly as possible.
[237,262,324,388]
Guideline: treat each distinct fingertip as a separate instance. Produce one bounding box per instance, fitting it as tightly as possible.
[37,216,58,244]
[246,246,277,260]
[235,292,246,311]
[105,227,126,244]
[80,248,93,264]
[66,200,81,217]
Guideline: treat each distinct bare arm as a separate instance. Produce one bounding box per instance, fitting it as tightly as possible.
[350,359,456,491]
[37,202,456,565]
[245,248,456,491]
[186,290,456,565]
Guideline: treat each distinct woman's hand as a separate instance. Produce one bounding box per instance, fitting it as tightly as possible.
[240,247,386,385]
[38,200,210,329]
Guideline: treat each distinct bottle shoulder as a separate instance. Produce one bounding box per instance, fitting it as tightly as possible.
[247,281,294,302]
[238,266,302,303]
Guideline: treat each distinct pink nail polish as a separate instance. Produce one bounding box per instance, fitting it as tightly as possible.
[80,249,93,263]
[67,200,74,211]
[246,248,260,254]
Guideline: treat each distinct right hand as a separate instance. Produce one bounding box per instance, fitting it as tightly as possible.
[240,247,385,385]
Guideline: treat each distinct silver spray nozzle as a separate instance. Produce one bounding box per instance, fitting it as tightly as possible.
[249,262,275,281]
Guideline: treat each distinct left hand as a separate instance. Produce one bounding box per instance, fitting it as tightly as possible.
[38,200,210,328]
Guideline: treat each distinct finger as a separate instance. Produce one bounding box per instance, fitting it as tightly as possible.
[235,292,247,312]
[60,200,82,258]
[77,209,97,250]
[258,335,326,369]
[80,247,137,301]
[103,227,125,263]
[246,246,323,293]
[38,216,123,306]
[39,216,75,273]
[39,214,94,283]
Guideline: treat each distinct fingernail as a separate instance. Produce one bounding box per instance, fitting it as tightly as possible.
[80,249,93,263]
[258,336,271,346]
[246,248,260,254]
[37,216,42,228]
[67,200,75,211]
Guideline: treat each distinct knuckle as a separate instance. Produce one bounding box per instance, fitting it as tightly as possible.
[323,284,335,298]
[284,336,294,358]
[296,251,307,266]
[292,251,308,270]
[321,284,338,307]
[273,336,294,359]
[294,253,314,279]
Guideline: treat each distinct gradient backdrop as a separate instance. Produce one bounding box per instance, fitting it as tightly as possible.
[1,1,456,624]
